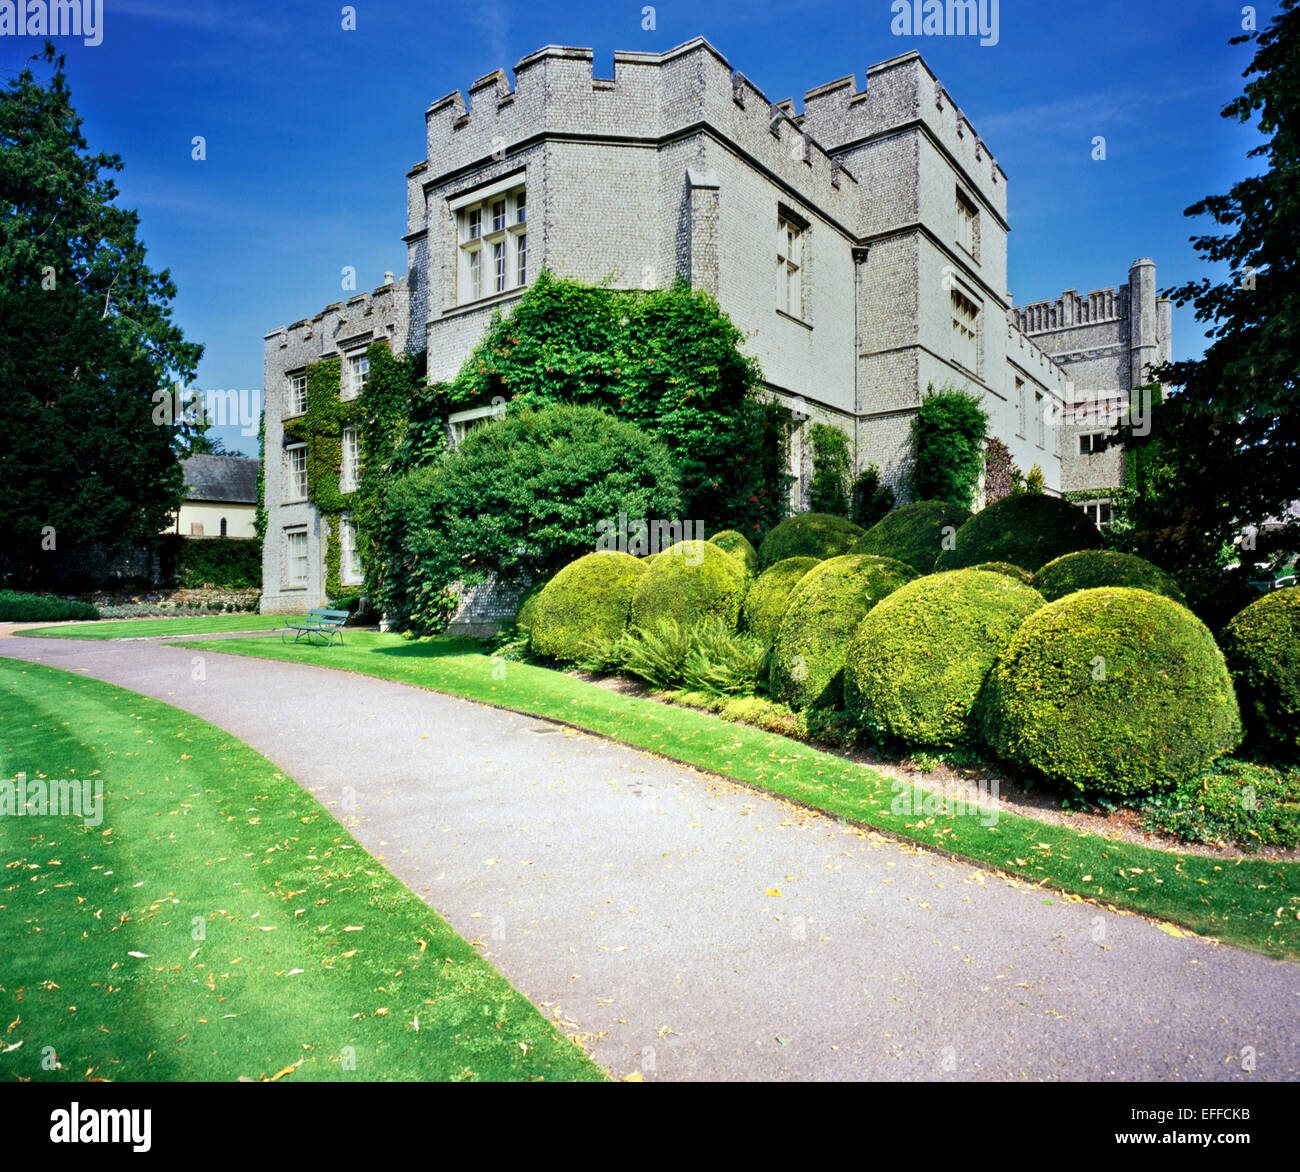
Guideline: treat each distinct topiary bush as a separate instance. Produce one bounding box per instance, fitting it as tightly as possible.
[970,561,1034,585]
[708,530,759,576]
[1033,550,1185,604]
[0,591,100,622]
[1220,587,1300,760]
[630,539,749,631]
[740,556,820,645]
[935,493,1102,573]
[843,570,1045,748]
[768,554,917,710]
[982,587,1242,797]
[851,500,973,573]
[756,513,865,569]
[530,552,646,662]
[512,577,550,635]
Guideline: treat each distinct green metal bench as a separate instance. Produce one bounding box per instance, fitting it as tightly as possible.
[282,608,349,647]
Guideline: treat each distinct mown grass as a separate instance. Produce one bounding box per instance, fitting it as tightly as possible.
[23,614,299,640]
[175,631,1300,960]
[0,657,605,1082]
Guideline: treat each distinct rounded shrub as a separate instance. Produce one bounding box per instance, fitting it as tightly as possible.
[843,570,1045,748]
[740,556,820,645]
[757,513,865,569]
[1033,550,1185,604]
[530,552,646,662]
[630,539,749,631]
[982,587,1242,797]
[851,500,973,573]
[1220,587,1300,760]
[769,554,917,710]
[970,561,1034,585]
[708,529,759,576]
[934,494,1102,573]
[512,578,549,635]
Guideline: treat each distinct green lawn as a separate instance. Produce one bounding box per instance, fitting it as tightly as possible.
[177,631,1300,960]
[24,614,299,640]
[0,657,605,1082]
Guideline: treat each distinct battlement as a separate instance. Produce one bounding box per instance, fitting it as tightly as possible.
[1014,286,1130,335]
[264,274,407,362]
[417,38,873,211]
[802,51,1007,218]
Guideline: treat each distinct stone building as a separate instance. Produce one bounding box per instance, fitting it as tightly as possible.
[260,37,1167,614]
[1014,259,1171,525]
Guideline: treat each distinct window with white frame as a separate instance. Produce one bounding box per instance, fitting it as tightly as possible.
[286,443,308,501]
[341,426,362,492]
[288,372,308,416]
[1079,431,1107,455]
[1081,500,1113,528]
[338,516,362,586]
[777,216,803,318]
[447,404,505,449]
[343,352,369,400]
[286,529,309,588]
[956,189,979,260]
[457,184,527,304]
[951,288,979,373]
[1015,378,1027,438]
[1034,391,1046,448]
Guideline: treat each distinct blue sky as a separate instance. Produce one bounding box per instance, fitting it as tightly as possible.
[2,0,1274,455]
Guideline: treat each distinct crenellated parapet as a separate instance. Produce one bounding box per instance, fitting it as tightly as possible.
[1014,285,1131,335]
[413,38,863,232]
[802,52,1007,221]
[264,275,410,377]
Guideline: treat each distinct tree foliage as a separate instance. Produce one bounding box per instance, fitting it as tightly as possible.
[909,385,988,509]
[0,46,203,584]
[375,404,682,633]
[1120,3,1300,585]
[808,422,852,515]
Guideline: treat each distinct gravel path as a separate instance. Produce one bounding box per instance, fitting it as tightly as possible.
[2,630,1297,1081]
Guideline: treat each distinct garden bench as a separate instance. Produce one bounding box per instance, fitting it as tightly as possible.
[281,608,349,647]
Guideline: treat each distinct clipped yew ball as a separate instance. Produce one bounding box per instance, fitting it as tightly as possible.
[1220,587,1300,760]
[530,552,646,662]
[757,512,865,569]
[970,561,1035,585]
[513,578,550,635]
[740,556,820,646]
[982,587,1242,797]
[851,500,973,573]
[630,539,749,630]
[769,554,917,710]
[708,529,759,576]
[844,570,1045,748]
[935,493,1102,573]
[1033,550,1185,604]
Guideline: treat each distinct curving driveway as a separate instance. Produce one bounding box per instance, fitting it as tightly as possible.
[2,629,1297,1081]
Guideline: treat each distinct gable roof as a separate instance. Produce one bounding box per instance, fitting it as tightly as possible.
[182,454,259,505]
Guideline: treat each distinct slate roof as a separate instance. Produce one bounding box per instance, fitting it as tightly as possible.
[181,454,259,505]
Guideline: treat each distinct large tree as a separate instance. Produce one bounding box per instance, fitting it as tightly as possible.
[1122,2,1300,592]
[0,45,203,585]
